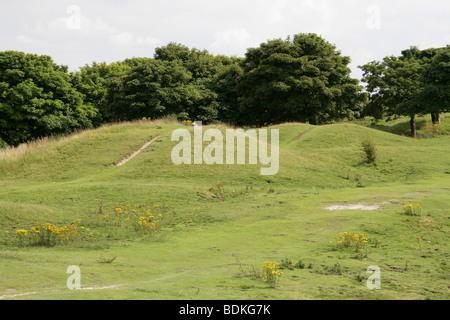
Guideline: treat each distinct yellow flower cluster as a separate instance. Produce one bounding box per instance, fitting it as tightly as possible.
[112,203,164,236]
[9,220,83,247]
[30,222,80,246]
[262,262,283,288]
[182,120,193,126]
[142,117,152,121]
[336,232,368,252]
[16,230,27,237]
[138,216,156,234]
[403,204,422,216]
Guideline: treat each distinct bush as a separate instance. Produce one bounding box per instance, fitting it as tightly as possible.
[0,138,8,149]
[361,139,377,164]
[403,204,422,216]
[262,262,283,288]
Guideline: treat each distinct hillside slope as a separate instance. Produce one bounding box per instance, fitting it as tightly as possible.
[0,120,448,300]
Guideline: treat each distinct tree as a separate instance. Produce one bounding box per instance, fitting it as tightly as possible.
[0,51,97,146]
[71,61,131,123]
[414,46,450,125]
[105,57,222,122]
[155,42,223,82]
[236,33,367,126]
[360,46,444,137]
[212,59,250,125]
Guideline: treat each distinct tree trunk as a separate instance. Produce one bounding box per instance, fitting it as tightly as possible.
[410,115,417,138]
[431,112,441,125]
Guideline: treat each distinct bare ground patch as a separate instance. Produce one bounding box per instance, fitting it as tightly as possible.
[324,203,381,211]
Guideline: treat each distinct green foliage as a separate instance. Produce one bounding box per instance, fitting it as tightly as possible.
[212,61,249,126]
[279,258,306,270]
[237,33,367,126]
[0,138,8,149]
[361,139,377,164]
[359,46,449,137]
[360,47,433,119]
[70,61,131,123]
[1,39,449,146]
[105,50,229,123]
[413,46,450,116]
[0,51,98,146]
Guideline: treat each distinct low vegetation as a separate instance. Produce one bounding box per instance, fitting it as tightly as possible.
[0,118,448,300]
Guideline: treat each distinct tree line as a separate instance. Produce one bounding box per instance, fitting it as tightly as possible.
[1,33,448,146]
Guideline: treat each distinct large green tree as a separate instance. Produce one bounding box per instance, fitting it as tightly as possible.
[236,33,367,126]
[0,51,97,146]
[411,46,450,125]
[360,47,445,137]
[71,61,132,123]
[212,59,250,125]
[155,42,224,82]
[106,57,221,122]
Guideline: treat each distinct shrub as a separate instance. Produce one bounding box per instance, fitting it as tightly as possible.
[262,262,283,288]
[111,203,165,236]
[403,204,422,216]
[361,139,377,164]
[279,258,294,270]
[335,232,368,253]
[30,222,80,246]
[324,262,343,275]
[294,260,306,269]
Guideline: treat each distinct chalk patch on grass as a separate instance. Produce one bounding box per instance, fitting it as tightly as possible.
[325,203,380,211]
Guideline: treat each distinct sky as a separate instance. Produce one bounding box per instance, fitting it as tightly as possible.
[1,0,449,80]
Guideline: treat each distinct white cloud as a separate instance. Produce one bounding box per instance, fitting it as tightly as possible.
[109,32,134,46]
[209,28,253,56]
[30,14,116,37]
[109,32,160,46]
[0,0,449,76]
[16,35,43,46]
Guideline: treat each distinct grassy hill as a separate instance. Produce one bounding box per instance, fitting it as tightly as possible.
[0,119,449,300]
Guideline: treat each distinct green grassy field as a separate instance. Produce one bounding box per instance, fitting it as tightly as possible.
[0,118,449,300]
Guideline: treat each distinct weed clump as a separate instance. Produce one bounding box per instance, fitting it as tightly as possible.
[361,139,377,164]
[262,262,283,288]
[403,204,422,216]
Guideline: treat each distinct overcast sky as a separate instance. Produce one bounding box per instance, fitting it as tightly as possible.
[1,0,449,80]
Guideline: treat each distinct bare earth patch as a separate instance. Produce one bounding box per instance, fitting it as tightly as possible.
[325,203,381,211]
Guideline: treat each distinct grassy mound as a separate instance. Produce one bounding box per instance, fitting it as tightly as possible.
[0,120,448,300]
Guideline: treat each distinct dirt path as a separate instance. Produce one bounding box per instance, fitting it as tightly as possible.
[117,135,161,167]
[294,128,315,142]
[0,285,120,300]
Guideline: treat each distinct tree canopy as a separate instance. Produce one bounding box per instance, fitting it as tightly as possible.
[0,51,97,146]
[359,46,448,137]
[1,36,448,146]
[237,33,367,126]
[412,46,450,118]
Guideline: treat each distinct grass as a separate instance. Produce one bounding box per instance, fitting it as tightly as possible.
[0,117,449,300]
